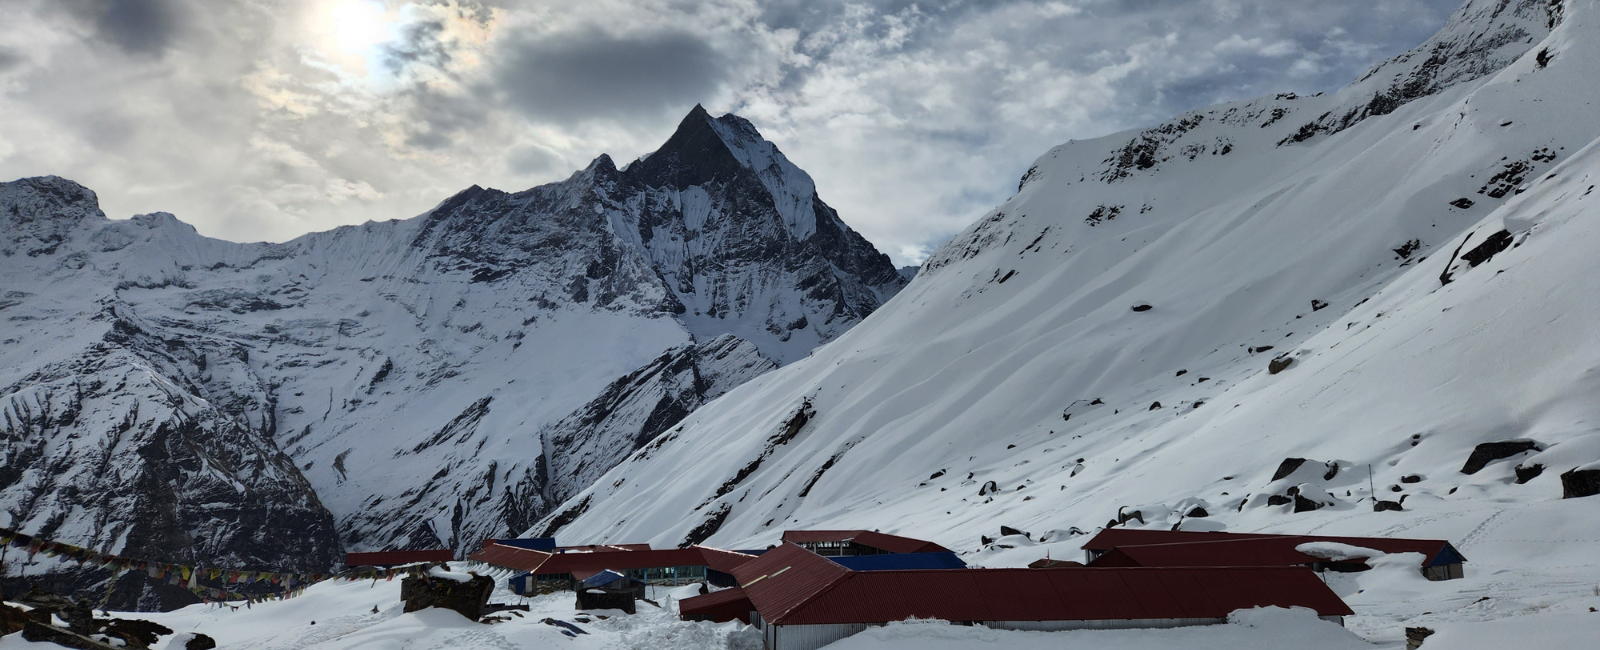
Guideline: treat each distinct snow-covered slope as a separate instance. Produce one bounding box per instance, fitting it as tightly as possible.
[0,105,905,591]
[543,0,1600,575]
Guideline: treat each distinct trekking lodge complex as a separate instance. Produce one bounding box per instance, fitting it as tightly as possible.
[459,527,1466,650]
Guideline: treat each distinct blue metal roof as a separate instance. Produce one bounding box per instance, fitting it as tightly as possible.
[830,551,967,571]
[1428,542,1468,567]
[496,537,557,551]
[580,570,643,589]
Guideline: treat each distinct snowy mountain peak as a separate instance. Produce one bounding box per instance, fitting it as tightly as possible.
[1,176,106,257]
[1285,0,1557,145]
[1,102,907,599]
[629,106,824,240]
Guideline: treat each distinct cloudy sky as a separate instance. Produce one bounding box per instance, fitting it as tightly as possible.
[0,0,1466,264]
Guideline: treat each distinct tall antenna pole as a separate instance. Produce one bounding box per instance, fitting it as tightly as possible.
[1368,464,1376,503]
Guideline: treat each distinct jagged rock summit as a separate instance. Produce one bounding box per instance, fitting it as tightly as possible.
[0,107,906,607]
[410,105,905,363]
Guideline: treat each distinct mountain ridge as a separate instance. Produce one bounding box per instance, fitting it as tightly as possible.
[535,0,1598,566]
[0,106,905,608]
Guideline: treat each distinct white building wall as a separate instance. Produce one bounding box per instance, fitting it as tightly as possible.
[985,617,1224,632]
[769,623,870,650]
[765,614,1346,648]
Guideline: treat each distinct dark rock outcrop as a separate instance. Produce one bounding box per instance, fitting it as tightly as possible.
[540,335,776,509]
[1278,0,1557,146]
[1514,463,1544,483]
[1272,458,1308,481]
[1292,494,1326,513]
[401,572,494,621]
[1406,626,1436,650]
[1560,468,1600,499]
[184,634,218,650]
[1460,440,1541,474]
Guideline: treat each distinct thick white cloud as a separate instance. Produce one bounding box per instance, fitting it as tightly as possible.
[0,0,1464,262]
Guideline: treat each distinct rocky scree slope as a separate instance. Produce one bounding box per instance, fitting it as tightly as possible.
[541,0,1600,566]
[0,106,904,593]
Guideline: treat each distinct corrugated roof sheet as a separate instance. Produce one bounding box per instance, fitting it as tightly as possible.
[554,543,650,553]
[1079,530,1463,567]
[679,587,752,610]
[732,543,854,624]
[780,530,949,554]
[700,546,761,574]
[468,543,554,571]
[679,587,755,623]
[734,544,1352,626]
[830,552,967,571]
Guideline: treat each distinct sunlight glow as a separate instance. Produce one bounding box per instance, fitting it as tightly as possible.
[331,1,392,55]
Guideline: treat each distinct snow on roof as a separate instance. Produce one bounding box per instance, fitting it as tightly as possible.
[678,587,754,617]
[1080,530,1463,567]
[780,530,950,554]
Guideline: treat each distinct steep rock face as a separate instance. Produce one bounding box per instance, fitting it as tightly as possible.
[1282,0,1557,144]
[0,106,901,566]
[403,106,905,365]
[540,0,1598,561]
[541,334,777,508]
[0,183,340,610]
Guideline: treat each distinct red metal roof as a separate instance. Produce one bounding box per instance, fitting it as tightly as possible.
[780,530,949,554]
[732,543,854,624]
[679,587,754,623]
[733,544,1351,626]
[469,543,554,571]
[1079,529,1460,566]
[700,546,761,574]
[1089,539,1342,569]
[345,549,454,566]
[470,542,756,576]
[555,543,651,553]
[1028,558,1082,568]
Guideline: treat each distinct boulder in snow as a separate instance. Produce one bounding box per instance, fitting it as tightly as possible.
[1560,467,1600,499]
[1460,440,1541,474]
[1514,463,1544,483]
[1268,355,1294,374]
[401,570,494,621]
[1271,458,1308,481]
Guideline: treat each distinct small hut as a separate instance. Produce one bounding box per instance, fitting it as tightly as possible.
[574,570,645,614]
